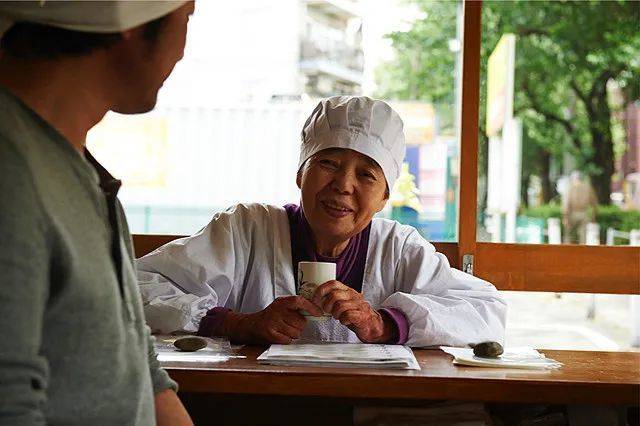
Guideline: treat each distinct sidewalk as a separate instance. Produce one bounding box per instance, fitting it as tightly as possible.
[503,291,639,352]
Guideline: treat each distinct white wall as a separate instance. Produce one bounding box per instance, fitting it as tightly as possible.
[158,0,303,106]
[117,104,315,210]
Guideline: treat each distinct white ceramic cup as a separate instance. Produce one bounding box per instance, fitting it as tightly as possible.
[298,261,336,319]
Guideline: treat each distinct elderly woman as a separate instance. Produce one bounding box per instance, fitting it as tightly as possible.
[137,96,506,346]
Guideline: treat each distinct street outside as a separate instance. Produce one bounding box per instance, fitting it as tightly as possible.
[503,291,638,352]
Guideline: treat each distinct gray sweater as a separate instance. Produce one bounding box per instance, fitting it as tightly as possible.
[0,86,176,425]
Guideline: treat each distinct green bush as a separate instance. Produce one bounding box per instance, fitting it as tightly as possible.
[596,205,640,234]
[520,203,562,221]
[521,204,640,233]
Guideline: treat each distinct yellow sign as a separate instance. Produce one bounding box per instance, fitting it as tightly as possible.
[87,112,168,187]
[486,34,516,137]
[389,101,436,145]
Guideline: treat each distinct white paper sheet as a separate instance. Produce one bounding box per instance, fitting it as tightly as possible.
[258,343,420,370]
[153,335,241,364]
[441,346,563,370]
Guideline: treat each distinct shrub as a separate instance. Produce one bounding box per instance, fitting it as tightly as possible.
[521,204,640,244]
[595,205,640,234]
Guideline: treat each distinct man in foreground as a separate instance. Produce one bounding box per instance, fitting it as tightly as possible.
[0,2,194,424]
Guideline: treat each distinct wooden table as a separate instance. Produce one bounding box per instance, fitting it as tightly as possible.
[163,346,640,406]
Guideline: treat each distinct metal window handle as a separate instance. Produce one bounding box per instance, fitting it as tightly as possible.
[462,254,474,275]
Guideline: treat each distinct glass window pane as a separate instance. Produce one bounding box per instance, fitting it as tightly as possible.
[87,0,463,241]
[477,0,640,246]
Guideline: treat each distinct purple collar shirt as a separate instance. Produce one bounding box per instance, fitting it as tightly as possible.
[198,204,408,345]
[284,204,408,344]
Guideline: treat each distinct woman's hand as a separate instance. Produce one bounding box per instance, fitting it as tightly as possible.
[312,280,397,343]
[224,296,323,344]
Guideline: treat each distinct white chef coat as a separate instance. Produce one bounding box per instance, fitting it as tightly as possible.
[137,203,506,347]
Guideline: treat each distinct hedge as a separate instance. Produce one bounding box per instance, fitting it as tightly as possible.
[521,204,640,233]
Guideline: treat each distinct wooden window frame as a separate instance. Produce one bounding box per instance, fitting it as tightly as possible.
[133,234,459,267]
[134,0,639,296]
[456,0,639,295]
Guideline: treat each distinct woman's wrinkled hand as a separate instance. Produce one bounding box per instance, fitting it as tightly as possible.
[312,280,396,343]
[229,296,323,344]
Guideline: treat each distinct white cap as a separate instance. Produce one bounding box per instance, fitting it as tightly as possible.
[299,96,406,190]
[0,1,186,40]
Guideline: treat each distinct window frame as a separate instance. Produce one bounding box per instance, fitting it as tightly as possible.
[456,0,640,295]
[134,0,639,296]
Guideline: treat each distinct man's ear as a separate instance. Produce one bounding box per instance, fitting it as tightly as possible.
[120,28,135,40]
[296,171,302,189]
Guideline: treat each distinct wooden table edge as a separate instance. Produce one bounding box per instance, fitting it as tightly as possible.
[164,347,640,406]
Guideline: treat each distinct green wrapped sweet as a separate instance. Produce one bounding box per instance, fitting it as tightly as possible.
[174,336,207,352]
[473,341,504,358]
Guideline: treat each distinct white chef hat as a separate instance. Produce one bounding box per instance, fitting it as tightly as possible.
[0,1,187,40]
[299,96,406,190]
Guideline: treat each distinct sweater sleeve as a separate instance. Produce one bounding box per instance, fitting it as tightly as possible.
[145,327,178,395]
[115,201,178,395]
[379,308,409,345]
[0,143,49,425]
[197,307,232,338]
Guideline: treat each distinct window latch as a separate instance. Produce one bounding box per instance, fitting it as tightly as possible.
[462,254,474,275]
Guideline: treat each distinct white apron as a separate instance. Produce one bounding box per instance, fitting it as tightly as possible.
[137,203,506,347]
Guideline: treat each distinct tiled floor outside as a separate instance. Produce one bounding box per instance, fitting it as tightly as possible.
[503,291,640,352]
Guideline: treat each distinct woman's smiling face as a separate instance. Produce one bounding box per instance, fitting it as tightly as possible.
[297,148,388,250]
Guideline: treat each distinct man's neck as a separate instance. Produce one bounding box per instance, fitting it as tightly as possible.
[0,54,112,152]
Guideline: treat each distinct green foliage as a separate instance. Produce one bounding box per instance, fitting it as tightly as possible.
[595,205,640,235]
[522,203,640,234]
[376,0,640,204]
[375,1,458,105]
[520,203,562,221]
